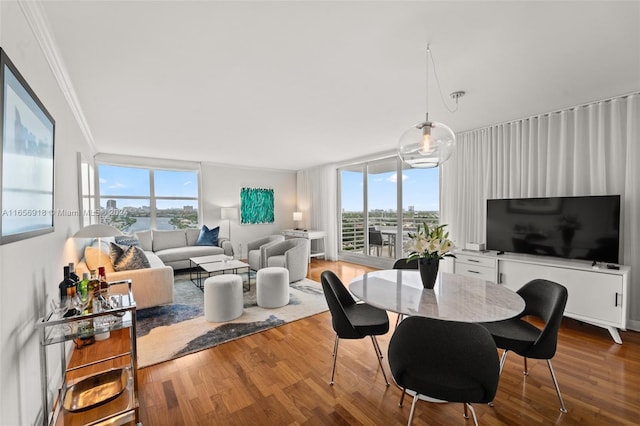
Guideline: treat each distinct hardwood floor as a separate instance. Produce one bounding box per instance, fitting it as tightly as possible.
[74,259,640,425]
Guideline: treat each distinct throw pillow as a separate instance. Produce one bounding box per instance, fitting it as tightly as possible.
[84,246,116,273]
[196,225,219,246]
[111,243,151,272]
[114,235,140,246]
[110,242,125,266]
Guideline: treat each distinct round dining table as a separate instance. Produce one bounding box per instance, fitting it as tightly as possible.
[349,270,525,323]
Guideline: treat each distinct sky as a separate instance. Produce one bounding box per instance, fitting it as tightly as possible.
[341,167,439,212]
[98,164,439,212]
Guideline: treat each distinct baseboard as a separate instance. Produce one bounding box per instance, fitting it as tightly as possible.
[626,319,640,332]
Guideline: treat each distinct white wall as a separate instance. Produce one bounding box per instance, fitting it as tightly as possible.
[201,163,297,258]
[0,2,94,425]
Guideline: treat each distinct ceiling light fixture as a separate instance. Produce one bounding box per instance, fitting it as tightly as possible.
[398,45,459,168]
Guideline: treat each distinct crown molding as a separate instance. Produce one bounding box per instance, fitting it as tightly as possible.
[18,0,96,153]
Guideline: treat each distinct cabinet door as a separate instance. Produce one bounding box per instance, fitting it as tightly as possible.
[499,261,623,326]
[454,263,496,282]
[454,253,497,282]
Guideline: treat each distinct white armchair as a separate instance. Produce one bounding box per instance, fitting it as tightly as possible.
[247,235,285,271]
[263,238,310,283]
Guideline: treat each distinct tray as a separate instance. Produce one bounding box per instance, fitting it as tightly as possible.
[63,368,128,412]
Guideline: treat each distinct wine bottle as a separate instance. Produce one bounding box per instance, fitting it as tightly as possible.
[98,266,109,297]
[68,262,80,284]
[58,268,68,303]
[62,266,76,299]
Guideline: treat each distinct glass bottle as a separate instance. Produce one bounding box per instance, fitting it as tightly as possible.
[60,266,76,300]
[87,270,100,313]
[76,272,90,312]
[98,266,109,297]
[95,266,111,341]
[68,262,80,284]
[58,267,69,303]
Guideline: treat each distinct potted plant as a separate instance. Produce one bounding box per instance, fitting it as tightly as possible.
[404,223,456,288]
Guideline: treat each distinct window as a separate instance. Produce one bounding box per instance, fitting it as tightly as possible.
[98,164,199,232]
[338,156,439,264]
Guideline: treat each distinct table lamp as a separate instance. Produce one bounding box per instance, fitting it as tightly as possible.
[293,211,302,230]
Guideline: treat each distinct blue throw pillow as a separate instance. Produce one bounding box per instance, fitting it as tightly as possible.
[196,225,219,246]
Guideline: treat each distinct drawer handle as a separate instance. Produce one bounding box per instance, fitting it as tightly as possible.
[615,292,622,307]
[467,270,480,274]
[468,259,480,263]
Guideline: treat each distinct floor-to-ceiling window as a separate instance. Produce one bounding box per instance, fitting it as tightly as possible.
[338,156,439,268]
[97,164,200,232]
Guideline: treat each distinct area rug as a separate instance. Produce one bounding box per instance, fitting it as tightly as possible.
[135,276,327,368]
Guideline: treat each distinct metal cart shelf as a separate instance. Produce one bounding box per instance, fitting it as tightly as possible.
[36,280,140,426]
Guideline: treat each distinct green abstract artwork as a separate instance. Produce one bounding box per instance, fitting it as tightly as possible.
[240,187,275,224]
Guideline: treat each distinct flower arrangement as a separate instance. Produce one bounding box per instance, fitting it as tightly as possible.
[405,223,456,261]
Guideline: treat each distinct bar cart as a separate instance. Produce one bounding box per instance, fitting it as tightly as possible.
[36,280,140,426]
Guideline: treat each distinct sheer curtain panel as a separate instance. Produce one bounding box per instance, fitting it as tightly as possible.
[297,165,338,260]
[441,93,640,329]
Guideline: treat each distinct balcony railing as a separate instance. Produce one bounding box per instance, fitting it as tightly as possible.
[341,212,439,256]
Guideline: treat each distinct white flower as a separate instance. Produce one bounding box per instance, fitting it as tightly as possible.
[405,223,456,261]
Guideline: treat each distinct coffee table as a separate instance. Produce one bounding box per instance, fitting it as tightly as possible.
[189,255,252,291]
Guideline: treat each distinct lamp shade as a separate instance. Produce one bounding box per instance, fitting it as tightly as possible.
[398,120,456,168]
[73,224,122,238]
[293,211,303,221]
[221,207,238,220]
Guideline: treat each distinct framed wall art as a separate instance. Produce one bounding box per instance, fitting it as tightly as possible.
[0,48,56,244]
[240,187,274,224]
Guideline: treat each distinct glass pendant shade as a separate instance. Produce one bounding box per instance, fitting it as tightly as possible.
[398,119,456,168]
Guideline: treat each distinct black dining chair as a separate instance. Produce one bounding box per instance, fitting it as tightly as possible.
[388,316,500,426]
[392,258,419,269]
[480,279,568,413]
[369,229,388,256]
[320,270,390,386]
[391,258,419,327]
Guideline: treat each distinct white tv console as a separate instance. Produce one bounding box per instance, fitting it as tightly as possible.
[454,250,630,344]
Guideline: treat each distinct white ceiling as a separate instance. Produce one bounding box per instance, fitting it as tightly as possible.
[40,1,640,171]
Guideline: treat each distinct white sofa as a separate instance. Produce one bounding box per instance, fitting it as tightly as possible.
[140,229,233,270]
[76,227,234,310]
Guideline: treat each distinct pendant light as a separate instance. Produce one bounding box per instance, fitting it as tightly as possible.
[398,46,457,168]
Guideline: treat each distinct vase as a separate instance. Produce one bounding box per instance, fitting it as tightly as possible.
[418,258,439,289]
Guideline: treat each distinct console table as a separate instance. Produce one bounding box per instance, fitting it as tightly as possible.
[281,229,326,262]
[454,250,630,344]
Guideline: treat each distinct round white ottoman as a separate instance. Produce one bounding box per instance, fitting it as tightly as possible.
[204,274,243,322]
[256,267,290,308]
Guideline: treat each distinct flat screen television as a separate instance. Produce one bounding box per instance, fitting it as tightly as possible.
[486,195,621,264]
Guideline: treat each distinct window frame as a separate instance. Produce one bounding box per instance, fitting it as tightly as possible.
[95,159,201,232]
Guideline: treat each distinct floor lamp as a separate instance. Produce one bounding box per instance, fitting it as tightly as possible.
[221,207,238,241]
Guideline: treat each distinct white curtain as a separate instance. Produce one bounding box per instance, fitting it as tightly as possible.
[441,93,640,329]
[297,164,339,260]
